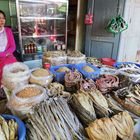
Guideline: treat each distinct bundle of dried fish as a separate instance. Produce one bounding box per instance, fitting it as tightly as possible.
[78,79,96,92]
[78,79,111,118]
[88,89,111,117]
[86,118,117,140]
[86,57,102,67]
[86,111,134,140]
[70,92,96,126]
[117,74,131,88]
[0,116,18,140]
[96,74,119,94]
[26,98,88,140]
[111,111,134,139]
[112,85,140,117]
[65,70,83,92]
[48,82,70,100]
[105,95,123,114]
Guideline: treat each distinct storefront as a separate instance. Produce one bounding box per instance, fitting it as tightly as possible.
[0,0,140,140]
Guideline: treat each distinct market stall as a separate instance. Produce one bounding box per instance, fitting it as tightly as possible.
[0,50,140,140]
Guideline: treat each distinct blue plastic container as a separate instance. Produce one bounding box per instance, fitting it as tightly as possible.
[114,62,140,68]
[2,114,26,140]
[74,63,100,79]
[50,64,75,83]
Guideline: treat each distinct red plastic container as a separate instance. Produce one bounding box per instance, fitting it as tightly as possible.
[44,63,51,70]
[101,58,116,66]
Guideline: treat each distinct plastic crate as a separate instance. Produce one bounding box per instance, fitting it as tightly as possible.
[50,64,75,83]
[2,114,26,140]
[74,63,100,79]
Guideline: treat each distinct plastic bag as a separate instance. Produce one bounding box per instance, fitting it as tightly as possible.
[100,67,118,75]
[67,56,86,64]
[7,84,47,118]
[29,69,53,87]
[43,56,67,66]
[2,62,31,90]
[107,15,128,34]
[2,62,30,79]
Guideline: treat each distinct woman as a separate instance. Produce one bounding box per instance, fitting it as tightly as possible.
[0,10,17,85]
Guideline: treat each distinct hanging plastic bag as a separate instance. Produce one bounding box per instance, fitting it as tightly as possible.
[107,15,128,34]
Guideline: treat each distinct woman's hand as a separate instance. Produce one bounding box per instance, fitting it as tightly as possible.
[6,53,12,57]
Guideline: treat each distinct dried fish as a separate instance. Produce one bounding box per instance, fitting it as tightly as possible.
[70,92,96,126]
[105,95,123,114]
[88,89,111,117]
[26,98,88,140]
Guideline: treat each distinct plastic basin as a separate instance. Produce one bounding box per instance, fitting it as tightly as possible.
[1,114,26,140]
[101,58,116,66]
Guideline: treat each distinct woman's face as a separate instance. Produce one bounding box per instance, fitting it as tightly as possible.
[0,13,5,28]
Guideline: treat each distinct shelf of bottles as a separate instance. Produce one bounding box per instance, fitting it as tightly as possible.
[16,0,68,61]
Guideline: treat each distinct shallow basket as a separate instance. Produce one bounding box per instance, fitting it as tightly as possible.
[74,63,100,80]
[2,114,26,140]
[50,64,75,83]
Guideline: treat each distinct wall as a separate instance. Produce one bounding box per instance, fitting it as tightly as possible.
[118,0,140,62]
[0,0,11,26]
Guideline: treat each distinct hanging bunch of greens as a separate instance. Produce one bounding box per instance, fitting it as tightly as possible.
[107,15,128,34]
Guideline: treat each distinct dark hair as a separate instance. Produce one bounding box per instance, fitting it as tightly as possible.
[0,10,6,19]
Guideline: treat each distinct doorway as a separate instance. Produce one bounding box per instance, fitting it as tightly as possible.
[85,0,125,59]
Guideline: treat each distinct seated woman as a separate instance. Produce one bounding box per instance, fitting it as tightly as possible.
[0,10,17,85]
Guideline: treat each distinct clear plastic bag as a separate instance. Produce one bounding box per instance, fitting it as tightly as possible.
[2,62,30,79]
[43,56,67,66]
[7,84,47,118]
[29,70,53,87]
[2,62,31,90]
[67,55,86,64]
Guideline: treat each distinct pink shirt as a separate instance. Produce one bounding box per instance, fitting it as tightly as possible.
[0,27,16,57]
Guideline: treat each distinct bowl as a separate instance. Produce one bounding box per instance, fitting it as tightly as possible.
[1,114,26,140]
[101,58,116,66]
